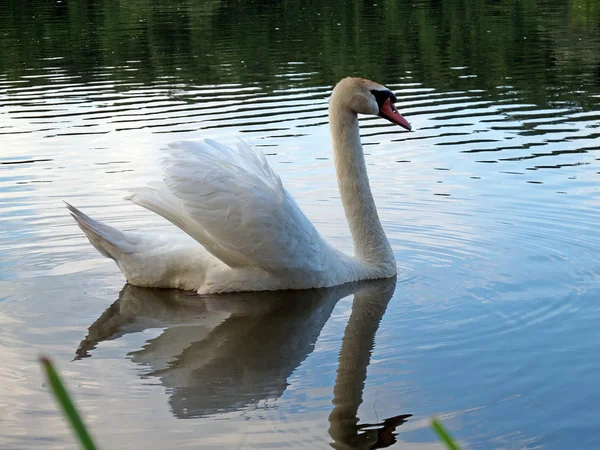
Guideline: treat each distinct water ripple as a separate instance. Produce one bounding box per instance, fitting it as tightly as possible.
[1,51,600,450]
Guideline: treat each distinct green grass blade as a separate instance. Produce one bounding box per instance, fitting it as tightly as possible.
[432,418,461,450]
[40,357,98,450]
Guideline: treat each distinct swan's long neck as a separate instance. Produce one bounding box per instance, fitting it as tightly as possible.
[329,97,395,272]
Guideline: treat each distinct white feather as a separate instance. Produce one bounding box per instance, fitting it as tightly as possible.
[159,139,332,273]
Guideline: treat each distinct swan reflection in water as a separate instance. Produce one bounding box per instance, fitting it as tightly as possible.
[76,278,411,449]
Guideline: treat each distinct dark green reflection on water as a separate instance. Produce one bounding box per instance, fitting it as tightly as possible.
[1,0,599,104]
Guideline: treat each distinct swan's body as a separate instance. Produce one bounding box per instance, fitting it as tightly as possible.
[68,77,411,294]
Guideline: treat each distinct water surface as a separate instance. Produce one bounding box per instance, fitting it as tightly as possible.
[1,0,600,449]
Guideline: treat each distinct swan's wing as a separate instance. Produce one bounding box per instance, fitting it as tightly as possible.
[135,139,332,271]
[127,183,254,268]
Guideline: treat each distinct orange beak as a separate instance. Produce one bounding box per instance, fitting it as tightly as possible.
[379,98,412,131]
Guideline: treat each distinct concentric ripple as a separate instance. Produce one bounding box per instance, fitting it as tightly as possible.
[1,0,600,449]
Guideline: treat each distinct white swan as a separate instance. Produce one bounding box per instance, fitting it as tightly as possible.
[68,77,412,294]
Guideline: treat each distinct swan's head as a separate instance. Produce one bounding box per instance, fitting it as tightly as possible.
[331,77,412,131]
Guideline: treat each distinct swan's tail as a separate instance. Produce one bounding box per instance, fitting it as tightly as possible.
[66,203,135,261]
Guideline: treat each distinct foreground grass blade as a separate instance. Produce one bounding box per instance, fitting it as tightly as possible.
[40,357,98,450]
[432,418,461,450]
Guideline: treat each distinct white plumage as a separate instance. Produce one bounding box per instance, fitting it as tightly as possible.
[68,77,411,294]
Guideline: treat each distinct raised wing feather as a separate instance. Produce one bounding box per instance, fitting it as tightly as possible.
[137,139,333,272]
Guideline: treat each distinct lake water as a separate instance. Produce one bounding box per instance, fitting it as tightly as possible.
[1,0,599,448]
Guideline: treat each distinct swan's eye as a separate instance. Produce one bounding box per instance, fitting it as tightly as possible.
[370,89,397,109]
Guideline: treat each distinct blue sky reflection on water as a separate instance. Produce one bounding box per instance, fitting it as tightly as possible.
[1,0,600,448]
